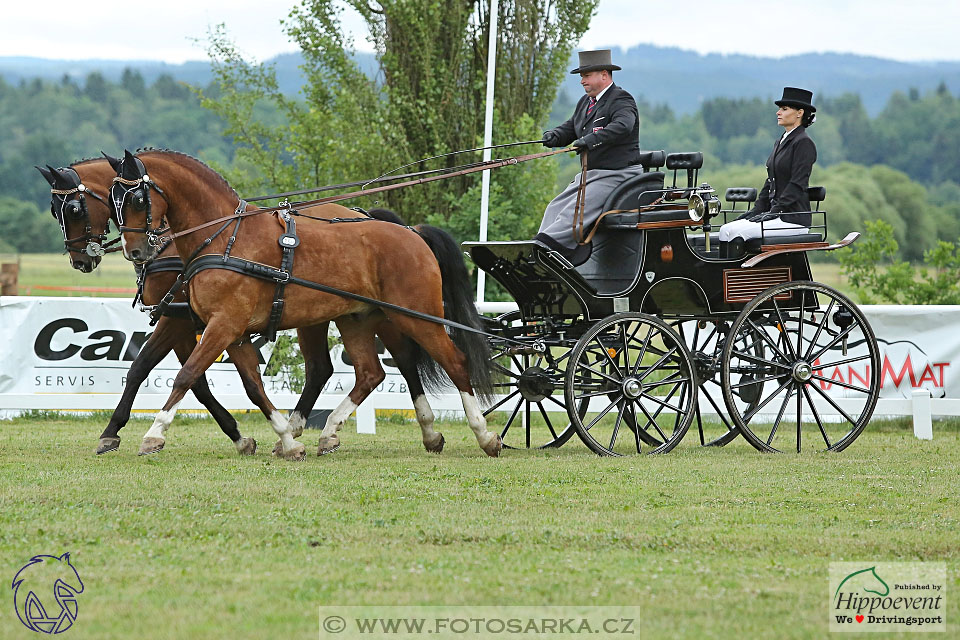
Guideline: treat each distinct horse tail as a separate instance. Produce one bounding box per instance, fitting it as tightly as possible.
[412,224,494,402]
[366,208,407,226]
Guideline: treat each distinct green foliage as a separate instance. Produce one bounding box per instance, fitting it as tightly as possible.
[838,219,960,304]
[199,0,597,229]
[0,196,61,253]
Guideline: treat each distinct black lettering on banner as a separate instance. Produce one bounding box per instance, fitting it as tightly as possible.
[123,331,152,361]
[34,318,86,360]
[80,329,126,361]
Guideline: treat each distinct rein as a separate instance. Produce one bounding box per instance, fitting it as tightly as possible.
[164,147,572,243]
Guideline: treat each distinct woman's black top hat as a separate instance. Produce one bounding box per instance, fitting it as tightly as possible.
[570,50,622,74]
[775,87,816,112]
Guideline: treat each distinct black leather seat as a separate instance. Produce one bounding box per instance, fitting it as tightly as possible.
[574,171,665,295]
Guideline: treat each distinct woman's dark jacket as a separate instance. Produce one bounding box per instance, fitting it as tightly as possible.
[750,126,817,226]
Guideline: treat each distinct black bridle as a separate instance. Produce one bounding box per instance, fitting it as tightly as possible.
[110,156,170,249]
[48,167,118,258]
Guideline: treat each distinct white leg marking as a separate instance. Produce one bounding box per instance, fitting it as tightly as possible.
[321,397,359,438]
[143,401,181,440]
[460,392,495,448]
[269,410,298,452]
[414,395,441,444]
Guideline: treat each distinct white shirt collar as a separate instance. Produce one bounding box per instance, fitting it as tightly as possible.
[593,83,614,103]
[780,127,797,143]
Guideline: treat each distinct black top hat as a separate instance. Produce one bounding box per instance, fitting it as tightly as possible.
[775,87,816,112]
[570,49,621,74]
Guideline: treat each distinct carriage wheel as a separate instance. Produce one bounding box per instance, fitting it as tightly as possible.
[721,282,880,453]
[483,312,578,449]
[565,313,697,455]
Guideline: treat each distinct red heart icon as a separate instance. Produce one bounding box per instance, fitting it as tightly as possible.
[856,615,864,623]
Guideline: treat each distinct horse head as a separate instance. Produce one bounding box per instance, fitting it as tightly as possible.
[111,150,170,264]
[12,552,84,633]
[36,161,114,272]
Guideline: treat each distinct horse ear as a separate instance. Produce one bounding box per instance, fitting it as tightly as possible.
[36,165,56,185]
[102,151,122,172]
[120,150,140,179]
[50,166,73,190]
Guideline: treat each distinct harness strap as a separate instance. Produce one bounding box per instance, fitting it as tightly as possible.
[267,212,299,342]
[181,254,503,344]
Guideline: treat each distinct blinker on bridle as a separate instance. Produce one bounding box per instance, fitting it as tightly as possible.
[49,167,112,257]
[111,156,170,247]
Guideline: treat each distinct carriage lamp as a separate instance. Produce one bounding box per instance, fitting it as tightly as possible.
[688,193,722,251]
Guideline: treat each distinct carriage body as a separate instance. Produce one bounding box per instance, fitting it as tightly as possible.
[465,151,879,455]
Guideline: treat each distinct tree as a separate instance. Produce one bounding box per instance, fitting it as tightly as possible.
[199,0,597,231]
[838,219,960,304]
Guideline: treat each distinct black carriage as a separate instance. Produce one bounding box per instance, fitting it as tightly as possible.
[465,151,879,455]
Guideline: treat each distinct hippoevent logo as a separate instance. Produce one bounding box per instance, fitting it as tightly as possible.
[11,552,84,634]
[829,562,946,632]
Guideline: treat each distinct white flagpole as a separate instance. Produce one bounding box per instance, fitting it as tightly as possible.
[476,0,499,304]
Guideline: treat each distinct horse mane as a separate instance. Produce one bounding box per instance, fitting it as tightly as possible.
[135,147,239,198]
[69,156,105,168]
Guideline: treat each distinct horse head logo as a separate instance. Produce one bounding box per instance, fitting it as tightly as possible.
[834,565,890,599]
[11,552,84,634]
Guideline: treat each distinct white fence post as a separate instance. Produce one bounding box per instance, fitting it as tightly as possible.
[911,389,933,440]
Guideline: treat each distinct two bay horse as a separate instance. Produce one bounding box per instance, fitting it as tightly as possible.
[37,159,263,455]
[110,149,500,460]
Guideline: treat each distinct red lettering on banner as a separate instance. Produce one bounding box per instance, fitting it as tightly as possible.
[849,366,870,390]
[881,353,917,388]
[934,362,949,386]
[918,364,939,386]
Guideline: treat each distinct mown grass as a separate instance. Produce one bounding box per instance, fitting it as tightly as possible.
[5,252,136,296]
[0,413,956,639]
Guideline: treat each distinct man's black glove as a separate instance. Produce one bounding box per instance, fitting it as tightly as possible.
[735,210,754,221]
[572,138,588,154]
[542,131,560,147]
[748,212,780,223]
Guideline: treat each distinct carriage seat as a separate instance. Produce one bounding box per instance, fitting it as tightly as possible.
[572,168,667,295]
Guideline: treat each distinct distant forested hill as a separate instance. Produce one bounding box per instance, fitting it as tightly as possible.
[4,45,960,115]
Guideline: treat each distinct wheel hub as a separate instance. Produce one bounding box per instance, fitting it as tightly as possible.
[518,366,555,402]
[622,377,643,400]
[792,361,813,383]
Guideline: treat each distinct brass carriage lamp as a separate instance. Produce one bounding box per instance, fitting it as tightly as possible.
[688,190,722,252]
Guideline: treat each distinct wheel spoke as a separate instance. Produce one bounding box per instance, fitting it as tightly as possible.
[729,372,786,389]
[609,400,625,450]
[802,298,836,361]
[772,298,799,361]
[635,396,670,442]
[812,353,872,370]
[484,389,521,415]
[536,402,560,440]
[591,335,622,371]
[499,396,523,440]
[795,384,803,453]
[746,317,793,363]
[636,344,679,381]
[743,376,793,423]
[574,359,622,386]
[806,322,859,363]
[808,380,862,428]
[766,385,793,445]
[583,394,622,432]
[809,374,872,395]
[728,349,791,371]
[800,383,832,449]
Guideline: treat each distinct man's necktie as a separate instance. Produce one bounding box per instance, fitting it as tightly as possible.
[586,97,597,117]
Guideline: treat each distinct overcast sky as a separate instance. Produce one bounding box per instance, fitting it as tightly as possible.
[5,1,960,64]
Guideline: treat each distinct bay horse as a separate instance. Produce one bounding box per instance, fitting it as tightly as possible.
[37,159,262,455]
[110,149,500,460]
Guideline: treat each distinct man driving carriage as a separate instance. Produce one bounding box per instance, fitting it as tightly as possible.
[536,49,643,266]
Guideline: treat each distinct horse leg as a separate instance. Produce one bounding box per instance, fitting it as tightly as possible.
[377,322,444,453]
[272,323,333,455]
[387,316,500,457]
[96,315,180,454]
[316,315,385,455]
[169,334,257,456]
[140,323,305,461]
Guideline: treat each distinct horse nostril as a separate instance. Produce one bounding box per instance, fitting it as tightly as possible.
[130,248,141,261]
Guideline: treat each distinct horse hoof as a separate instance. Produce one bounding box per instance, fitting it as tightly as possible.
[272,439,283,456]
[481,433,502,458]
[96,437,121,455]
[317,434,340,456]
[424,433,445,454]
[236,437,257,456]
[138,437,165,456]
[281,443,306,461]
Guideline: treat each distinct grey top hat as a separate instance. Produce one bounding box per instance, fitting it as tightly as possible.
[570,49,621,74]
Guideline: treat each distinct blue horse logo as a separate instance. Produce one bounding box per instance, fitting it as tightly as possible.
[12,552,84,634]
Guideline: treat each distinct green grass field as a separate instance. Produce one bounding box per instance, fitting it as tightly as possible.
[0,413,956,639]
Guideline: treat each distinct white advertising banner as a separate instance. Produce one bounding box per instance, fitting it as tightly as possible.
[0,296,420,412]
[0,297,958,414]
